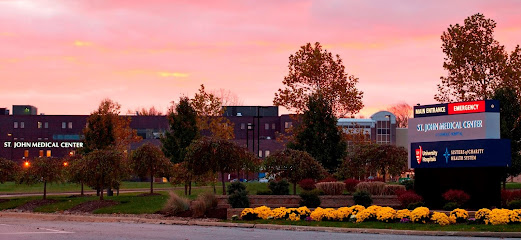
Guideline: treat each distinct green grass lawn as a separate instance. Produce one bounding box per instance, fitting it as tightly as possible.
[506,182,521,189]
[0,181,177,194]
[234,219,521,232]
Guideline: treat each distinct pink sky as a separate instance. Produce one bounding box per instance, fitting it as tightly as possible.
[1,0,521,117]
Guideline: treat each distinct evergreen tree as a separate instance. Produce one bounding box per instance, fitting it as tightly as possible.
[161,97,199,195]
[288,94,347,172]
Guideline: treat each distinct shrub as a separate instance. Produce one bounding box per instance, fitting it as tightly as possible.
[318,177,337,183]
[385,185,406,195]
[442,189,470,206]
[299,189,321,208]
[410,207,430,223]
[508,200,521,209]
[227,182,247,195]
[407,202,425,210]
[256,190,272,195]
[355,181,387,195]
[449,208,469,223]
[298,178,316,191]
[397,190,423,209]
[240,208,258,220]
[343,179,360,193]
[353,191,372,207]
[502,189,521,207]
[268,180,290,195]
[227,182,249,208]
[400,179,414,191]
[443,202,460,211]
[228,190,249,208]
[162,191,190,215]
[316,182,345,195]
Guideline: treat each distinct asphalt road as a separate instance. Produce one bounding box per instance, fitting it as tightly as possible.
[0,217,508,240]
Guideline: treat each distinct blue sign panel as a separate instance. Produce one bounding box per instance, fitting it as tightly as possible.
[410,139,511,168]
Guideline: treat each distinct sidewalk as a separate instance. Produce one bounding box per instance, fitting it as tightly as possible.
[1,211,521,238]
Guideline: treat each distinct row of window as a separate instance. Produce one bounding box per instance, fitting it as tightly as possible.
[13,121,73,129]
[239,122,293,130]
[258,150,270,158]
[23,150,52,158]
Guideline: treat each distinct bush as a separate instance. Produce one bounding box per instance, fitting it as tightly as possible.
[397,191,423,209]
[162,191,190,215]
[442,189,470,206]
[299,189,321,208]
[353,190,372,207]
[502,189,521,207]
[443,202,460,211]
[256,190,272,195]
[407,202,425,210]
[343,179,360,193]
[355,181,386,195]
[385,185,406,195]
[191,200,206,218]
[400,179,414,191]
[198,192,217,210]
[227,182,247,195]
[227,182,249,208]
[268,180,290,195]
[228,190,249,208]
[508,200,521,210]
[298,178,316,191]
[316,182,345,195]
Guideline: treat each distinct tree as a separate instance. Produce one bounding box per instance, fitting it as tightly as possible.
[82,99,140,153]
[274,42,364,117]
[338,143,407,182]
[264,149,327,194]
[83,149,127,200]
[493,87,521,182]
[184,137,257,195]
[191,84,235,140]
[211,88,243,106]
[288,94,347,173]
[435,13,508,102]
[130,143,173,194]
[387,102,412,128]
[127,106,163,116]
[18,157,64,200]
[65,155,89,196]
[0,158,19,184]
[161,97,199,195]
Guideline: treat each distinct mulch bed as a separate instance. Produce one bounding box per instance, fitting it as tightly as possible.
[205,208,227,219]
[68,200,119,213]
[16,199,59,211]
[0,199,10,204]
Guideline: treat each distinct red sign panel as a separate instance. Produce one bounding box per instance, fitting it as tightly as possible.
[448,101,485,115]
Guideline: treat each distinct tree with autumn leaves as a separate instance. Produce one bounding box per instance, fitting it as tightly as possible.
[130,143,173,194]
[274,42,363,117]
[264,149,327,195]
[18,157,65,200]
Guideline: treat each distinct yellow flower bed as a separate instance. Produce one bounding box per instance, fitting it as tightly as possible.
[410,207,430,223]
[239,205,521,226]
[431,211,450,226]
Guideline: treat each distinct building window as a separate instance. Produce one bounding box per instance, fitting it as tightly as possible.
[265,150,270,157]
[46,150,51,157]
[284,122,292,129]
[62,122,66,129]
[376,120,391,144]
[39,150,44,157]
[38,122,42,129]
[241,123,245,130]
[258,150,263,158]
[14,122,18,128]
[24,150,29,158]
[272,123,276,130]
[265,123,269,130]
[20,122,24,128]
[44,122,48,128]
[68,122,73,129]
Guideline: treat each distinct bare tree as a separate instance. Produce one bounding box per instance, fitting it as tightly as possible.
[211,88,243,106]
[387,102,412,128]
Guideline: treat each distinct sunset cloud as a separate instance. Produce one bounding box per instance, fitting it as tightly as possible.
[74,41,93,47]
[157,72,189,78]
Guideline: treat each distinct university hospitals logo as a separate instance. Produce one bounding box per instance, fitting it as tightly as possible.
[415,146,422,164]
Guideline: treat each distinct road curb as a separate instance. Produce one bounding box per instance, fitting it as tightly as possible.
[1,212,521,238]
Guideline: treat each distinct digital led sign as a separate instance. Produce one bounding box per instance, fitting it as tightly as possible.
[410,139,511,168]
[413,100,499,118]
